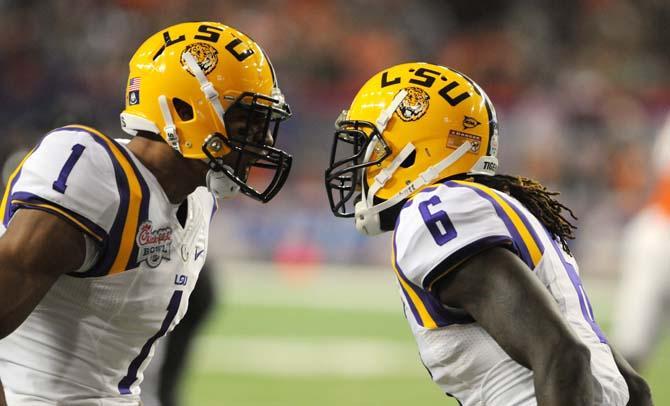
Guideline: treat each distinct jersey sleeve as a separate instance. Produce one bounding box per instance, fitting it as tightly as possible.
[2,128,121,244]
[393,182,514,293]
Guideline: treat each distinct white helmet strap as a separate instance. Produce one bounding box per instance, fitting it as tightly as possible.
[355,141,473,236]
[376,89,407,131]
[158,95,181,153]
[355,88,474,235]
[361,89,409,208]
[366,143,415,208]
[181,52,227,129]
[361,141,473,217]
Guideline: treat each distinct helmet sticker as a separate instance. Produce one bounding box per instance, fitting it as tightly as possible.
[181,42,219,76]
[447,130,482,154]
[128,92,140,105]
[127,77,141,105]
[395,87,430,122]
[462,115,481,129]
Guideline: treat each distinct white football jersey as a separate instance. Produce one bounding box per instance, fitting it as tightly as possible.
[393,180,628,406]
[0,125,217,405]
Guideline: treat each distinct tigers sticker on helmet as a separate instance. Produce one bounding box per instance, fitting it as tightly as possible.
[395,87,430,122]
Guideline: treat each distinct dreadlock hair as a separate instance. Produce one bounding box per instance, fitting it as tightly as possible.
[467,174,578,255]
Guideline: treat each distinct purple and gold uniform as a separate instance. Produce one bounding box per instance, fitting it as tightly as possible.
[0,126,216,405]
[393,180,628,406]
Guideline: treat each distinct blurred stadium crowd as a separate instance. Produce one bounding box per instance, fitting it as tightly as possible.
[0,0,668,273]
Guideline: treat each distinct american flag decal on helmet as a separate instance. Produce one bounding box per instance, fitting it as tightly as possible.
[128,77,141,91]
[128,77,141,105]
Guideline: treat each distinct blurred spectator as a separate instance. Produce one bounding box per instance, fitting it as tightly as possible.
[611,113,670,370]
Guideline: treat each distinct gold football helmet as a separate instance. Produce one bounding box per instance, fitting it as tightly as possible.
[325,62,499,234]
[121,22,292,202]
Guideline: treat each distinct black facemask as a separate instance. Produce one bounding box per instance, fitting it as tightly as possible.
[204,92,292,203]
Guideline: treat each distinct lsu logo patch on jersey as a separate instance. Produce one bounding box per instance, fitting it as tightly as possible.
[136,221,172,267]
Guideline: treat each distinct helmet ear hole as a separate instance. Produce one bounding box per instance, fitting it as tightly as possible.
[400,150,416,168]
[173,98,194,121]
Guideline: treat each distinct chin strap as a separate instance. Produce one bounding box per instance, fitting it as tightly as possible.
[206,166,240,200]
[355,141,473,236]
[158,95,181,153]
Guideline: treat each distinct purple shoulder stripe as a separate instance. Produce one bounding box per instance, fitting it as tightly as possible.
[114,142,151,271]
[58,127,135,278]
[9,192,108,243]
[442,181,543,268]
[392,233,475,328]
[548,237,608,344]
[422,235,513,291]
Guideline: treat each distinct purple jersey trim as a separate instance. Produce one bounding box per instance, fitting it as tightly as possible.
[118,290,183,394]
[114,142,151,271]
[495,190,546,260]
[392,233,475,328]
[396,276,422,326]
[3,168,24,227]
[9,192,107,243]
[443,181,543,268]
[210,193,218,221]
[548,237,608,344]
[422,235,514,292]
[58,127,132,278]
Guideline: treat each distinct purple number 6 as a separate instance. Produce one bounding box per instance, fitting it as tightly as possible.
[419,195,457,246]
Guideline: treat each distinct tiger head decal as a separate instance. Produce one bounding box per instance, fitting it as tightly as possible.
[181,42,219,76]
[395,87,430,122]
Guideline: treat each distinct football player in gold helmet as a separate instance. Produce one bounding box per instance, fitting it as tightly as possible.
[122,21,292,202]
[0,22,291,404]
[325,63,651,405]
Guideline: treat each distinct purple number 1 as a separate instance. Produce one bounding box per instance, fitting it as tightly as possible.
[419,195,457,246]
[53,144,86,193]
[118,290,183,395]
